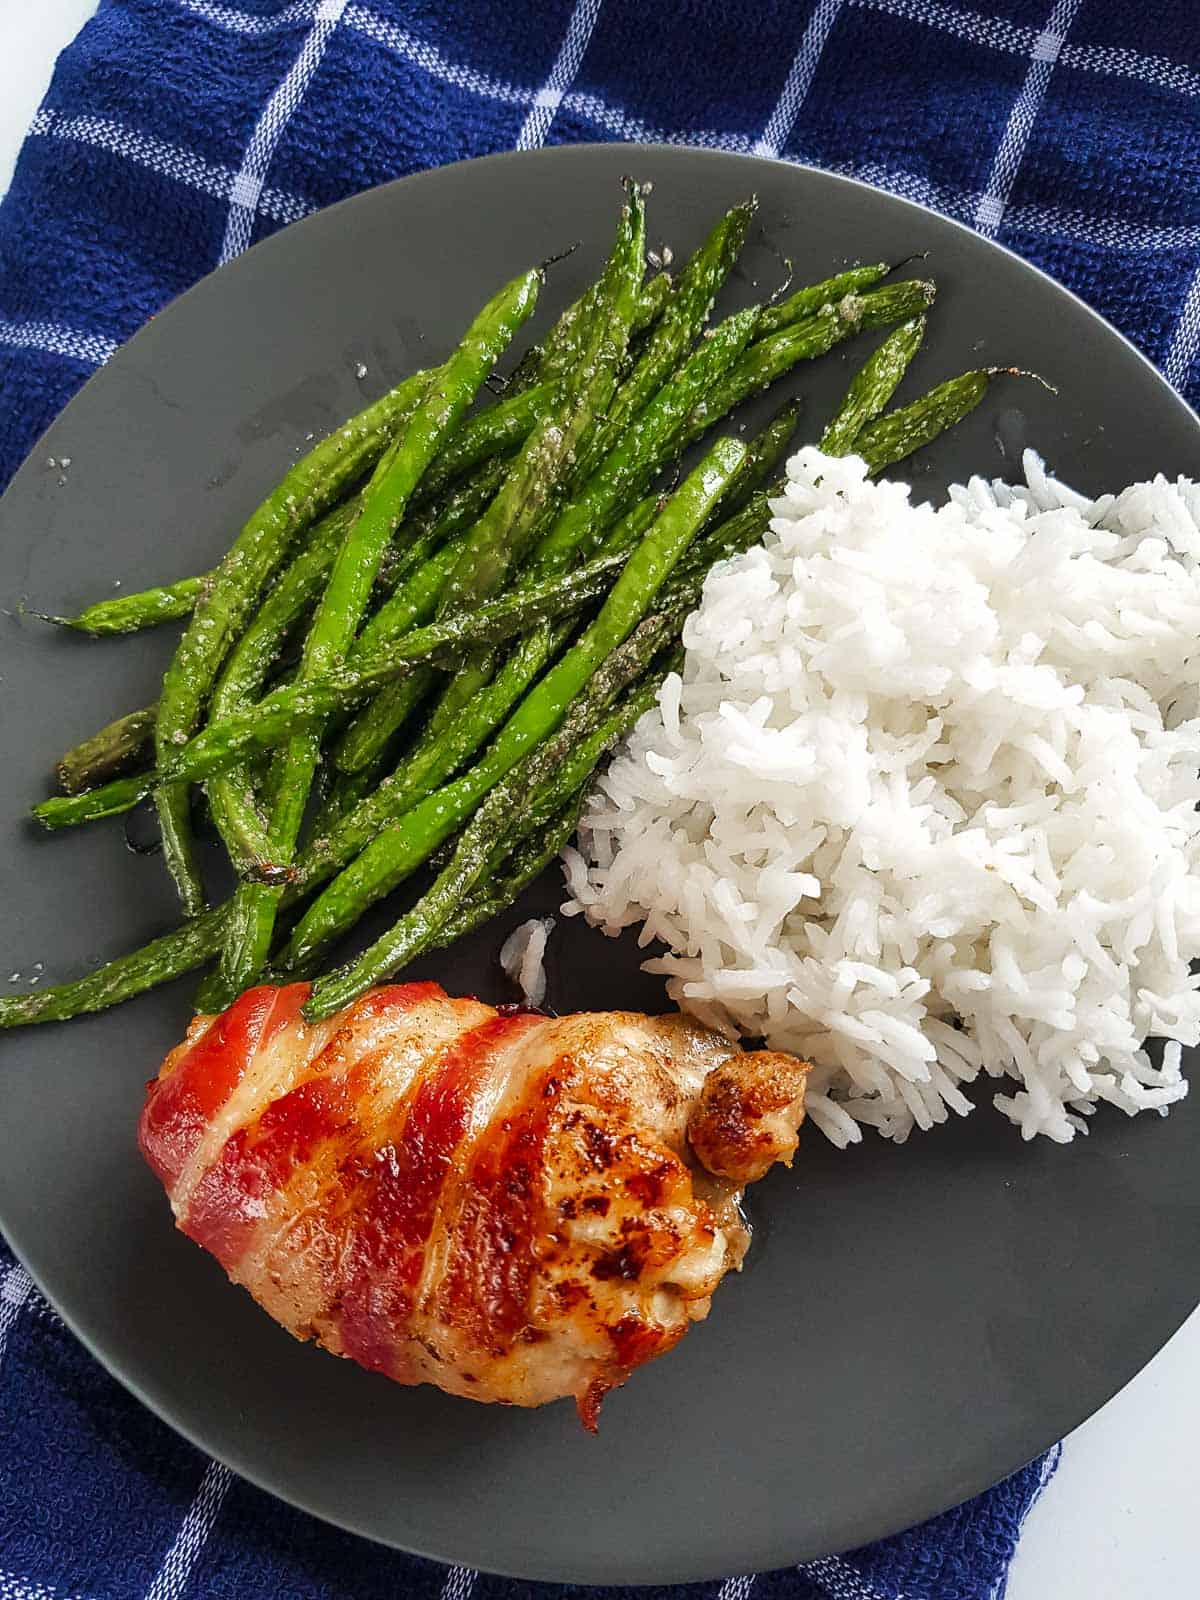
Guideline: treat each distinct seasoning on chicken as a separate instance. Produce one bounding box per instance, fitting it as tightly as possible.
[139,981,808,1427]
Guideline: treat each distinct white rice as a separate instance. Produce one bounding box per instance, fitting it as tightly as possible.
[499,916,555,1008]
[562,447,1200,1145]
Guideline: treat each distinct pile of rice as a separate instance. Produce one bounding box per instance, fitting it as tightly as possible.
[562,448,1200,1145]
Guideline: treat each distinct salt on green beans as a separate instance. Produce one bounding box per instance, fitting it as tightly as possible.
[211,264,543,1002]
[37,574,209,637]
[821,316,926,456]
[280,435,747,978]
[153,363,433,916]
[576,199,756,477]
[757,261,891,337]
[525,305,760,575]
[418,184,648,750]
[56,704,158,794]
[302,621,683,1016]
[855,368,1000,474]
[155,551,630,786]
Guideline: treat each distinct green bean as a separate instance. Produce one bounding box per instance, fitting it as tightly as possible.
[855,369,997,475]
[0,905,231,1029]
[718,398,802,521]
[548,270,670,374]
[38,546,623,831]
[757,261,891,337]
[675,489,775,584]
[632,273,674,333]
[390,461,684,772]
[353,531,469,658]
[598,487,665,551]
[32,480,752,833]
[51,458,496,806]
[681,279,936,448]
[438,184,647,617]
[10,620,673,1026]
[14,623,671,1026]
[33,772,154,829]
[525,305,760,575]
[409,382,549,508]
[153,364,433,916]
[204,500,358,886]
[821,316,926,456]
[294,621,574,883]
[302,624,679,1016]
[214,265,542,1000]
[40,515,352,838]
[157,549,630,786]
[433,790,588,952]
[299,364,999,1003]
[280,437,746,976]
[485,272,673,456]
[46,452,501,665]
[321,492,660,848]
[329,384,588,777]
[510,272,673,396]
[673,373,989,597]
[37,575,209,637]
[336,609,568,788]
[506,282,600,397]
[332,487,662,778]
[56,705,157,794]
[421,187,648,743]
[376,454,507,594]
[577,200,756,475]
[310,267,542,686]
[332,631,493,778]
[307,764,381,843]
[483,654,671,870]
[208,506,359,727]
[46,440,492,652]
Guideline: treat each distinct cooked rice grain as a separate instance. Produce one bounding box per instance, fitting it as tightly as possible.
[562,449,1200,1144]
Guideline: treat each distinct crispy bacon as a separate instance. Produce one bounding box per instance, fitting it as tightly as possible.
[139,983,808,1425]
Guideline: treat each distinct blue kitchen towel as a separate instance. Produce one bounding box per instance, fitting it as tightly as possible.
[1,0,1197,1594]
[0,1232,1058,1598]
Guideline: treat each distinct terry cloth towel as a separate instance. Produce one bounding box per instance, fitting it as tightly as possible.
[3,0,1199,1595]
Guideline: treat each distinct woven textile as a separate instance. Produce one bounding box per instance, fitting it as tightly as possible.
[5,0,1198,1593]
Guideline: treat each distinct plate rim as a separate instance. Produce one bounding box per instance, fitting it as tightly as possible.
[2,138,1199,1584]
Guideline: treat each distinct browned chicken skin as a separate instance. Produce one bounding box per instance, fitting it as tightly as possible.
[139,981,808,1426]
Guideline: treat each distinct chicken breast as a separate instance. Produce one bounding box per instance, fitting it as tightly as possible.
[139,981,807,1426]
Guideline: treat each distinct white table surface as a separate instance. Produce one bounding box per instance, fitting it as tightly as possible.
[1,5,1197,1595]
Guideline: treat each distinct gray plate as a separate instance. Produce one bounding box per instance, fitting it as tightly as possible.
[1,145,1198,1587]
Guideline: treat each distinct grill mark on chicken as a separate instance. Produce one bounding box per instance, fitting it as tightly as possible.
[235,990,493,1342]
[337,1012,542,1378]
[140,983,809,1426]
[176,982,445,1267]
[435,1054,562,1357]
